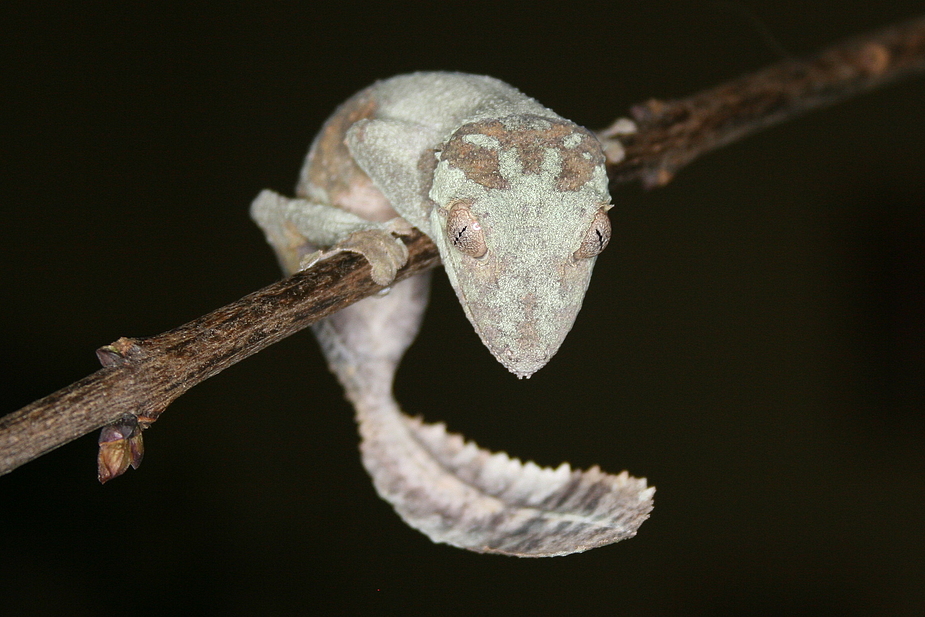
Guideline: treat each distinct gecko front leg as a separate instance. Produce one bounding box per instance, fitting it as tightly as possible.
[250,189,409,286]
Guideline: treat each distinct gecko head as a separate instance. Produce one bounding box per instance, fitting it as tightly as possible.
[429,115,612,378]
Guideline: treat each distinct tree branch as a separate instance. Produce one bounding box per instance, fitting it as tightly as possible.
[0,230,439,476]
[604,15,925,188]
[2,15,924,477]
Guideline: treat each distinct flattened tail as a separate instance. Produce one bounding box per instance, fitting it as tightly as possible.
[355,400,654,557]
[310,275,653,556]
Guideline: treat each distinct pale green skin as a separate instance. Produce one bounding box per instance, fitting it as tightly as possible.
[250,73,652,557]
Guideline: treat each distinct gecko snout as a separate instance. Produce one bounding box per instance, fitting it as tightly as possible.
[497,342,554,379]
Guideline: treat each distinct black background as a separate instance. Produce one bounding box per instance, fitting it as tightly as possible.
[2,2,924,615]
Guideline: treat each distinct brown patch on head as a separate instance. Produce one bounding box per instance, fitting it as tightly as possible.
[554,127,605,191]
[298,87,398,221]
[439,114,605,192]
[416,148,440,192]
[438,121,507,190]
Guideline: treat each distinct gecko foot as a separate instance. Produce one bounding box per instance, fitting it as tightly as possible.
[300,228,409,286]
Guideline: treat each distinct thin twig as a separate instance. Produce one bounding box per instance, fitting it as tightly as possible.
[1,15,924,477]
[605,15,925,188]
[0,231,439,476]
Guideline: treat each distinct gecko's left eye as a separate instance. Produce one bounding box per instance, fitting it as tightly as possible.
[445,201,488,259]
[573,207,611,259]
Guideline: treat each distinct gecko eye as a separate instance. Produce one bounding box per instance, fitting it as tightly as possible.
[573,207,611,259]
[444,202,487,258]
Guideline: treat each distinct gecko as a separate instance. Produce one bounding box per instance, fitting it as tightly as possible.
[251,72,653,557]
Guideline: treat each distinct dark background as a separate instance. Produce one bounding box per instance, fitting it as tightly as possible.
[2,2,924,615]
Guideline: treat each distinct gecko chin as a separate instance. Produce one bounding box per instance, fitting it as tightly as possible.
[456,275,588,380]
[477,321,573,380]
[497,350,548,379]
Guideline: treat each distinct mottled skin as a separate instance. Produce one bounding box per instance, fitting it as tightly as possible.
[251,73,652,556]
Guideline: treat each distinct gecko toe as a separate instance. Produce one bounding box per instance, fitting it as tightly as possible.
[337,229,409,286]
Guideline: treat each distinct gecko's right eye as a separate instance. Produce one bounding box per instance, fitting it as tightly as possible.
[573,207,611,259]
[444,201,487,258]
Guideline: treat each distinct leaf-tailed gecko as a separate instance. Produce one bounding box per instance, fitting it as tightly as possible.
[251,72,653,557]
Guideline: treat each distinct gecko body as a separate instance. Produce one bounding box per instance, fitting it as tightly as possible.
[251,72,652,556]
